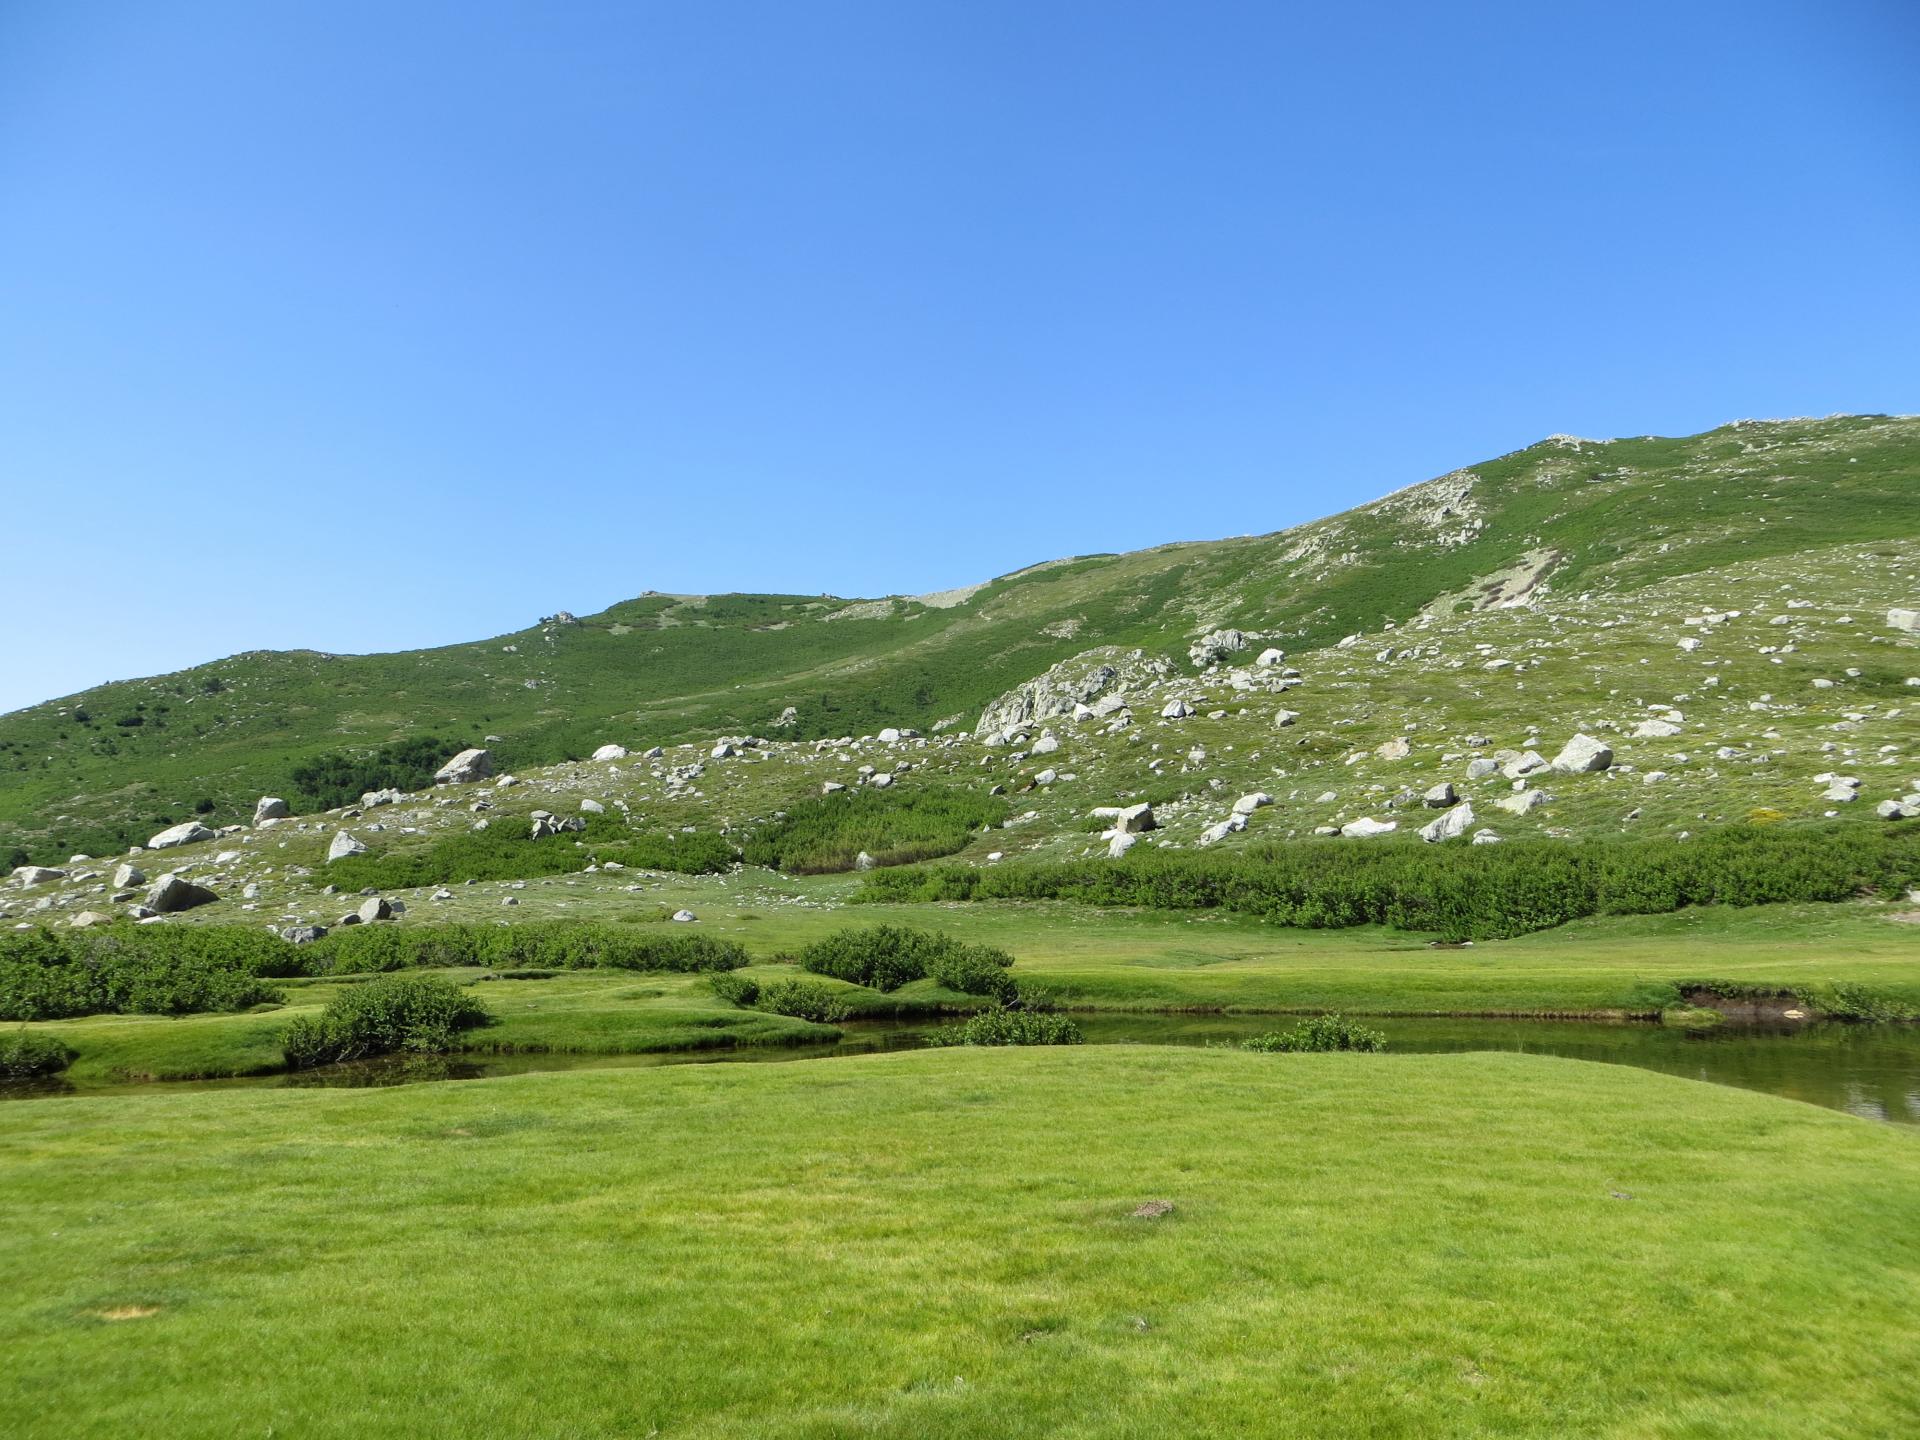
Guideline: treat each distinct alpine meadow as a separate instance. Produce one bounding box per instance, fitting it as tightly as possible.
[7,5,1920,1437]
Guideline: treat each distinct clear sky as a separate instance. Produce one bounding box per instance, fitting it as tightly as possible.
[2,1,1916,713]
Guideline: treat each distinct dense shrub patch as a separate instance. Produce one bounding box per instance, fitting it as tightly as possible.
[290,736,474,811]
[0,927,288,1020]
[860,823,1920,941]
[311,922,749,975]
[743,786,1009,874]
[754,978,851,1023]
[926,1008,1083,1046]
[1242,1015,1386,1053]
[322,816,736,890]
[798,925,1015,999]
[0,1030,77,1078]
[283,973,490,1069]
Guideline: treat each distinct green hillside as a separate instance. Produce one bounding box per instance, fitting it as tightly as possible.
[2,413,1916,862]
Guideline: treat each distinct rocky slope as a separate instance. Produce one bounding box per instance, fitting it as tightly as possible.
[3,413,1917,866]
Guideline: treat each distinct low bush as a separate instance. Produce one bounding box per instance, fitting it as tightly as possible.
[754,978,851,1024]
[743,785,1009,874]
[708,971,761,1007]
[797,925,1015,997]
[282,973,490,1069]
[322,816,737,890]
[925,1008,1083,1046]
[1241,1015,1386,1053]
[0,1030,76,1079]
[860,822,1920,942]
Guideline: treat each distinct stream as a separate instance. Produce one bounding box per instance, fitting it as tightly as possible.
[10,1012,1920,1126]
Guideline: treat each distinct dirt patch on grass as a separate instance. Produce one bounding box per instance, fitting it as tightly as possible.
[93,1305,160,1322]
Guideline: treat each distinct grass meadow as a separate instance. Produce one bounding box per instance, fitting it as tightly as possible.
[3,1046,1918,1437]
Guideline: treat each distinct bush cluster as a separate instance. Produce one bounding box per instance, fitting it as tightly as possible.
[754,977,851,1023]
[0,1030,77,1079]
[797,925,1016,1000]
[1241,1014,1386,1053]
[925,1008,1083,1046]
[860,823,1920,941]
[742,786,1009,874]
[0,927,287,1021]
[282,973,490,1069]
[322,816,736,890]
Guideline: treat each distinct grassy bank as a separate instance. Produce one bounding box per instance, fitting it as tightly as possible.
[3,1047,1918,1437]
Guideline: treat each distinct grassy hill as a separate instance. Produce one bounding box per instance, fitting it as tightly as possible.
[3,413,1917,862]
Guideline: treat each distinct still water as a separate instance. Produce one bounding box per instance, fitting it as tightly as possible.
[12,1013,1920,1127]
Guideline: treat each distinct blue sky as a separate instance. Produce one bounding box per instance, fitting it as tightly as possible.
[2,1,1916,713]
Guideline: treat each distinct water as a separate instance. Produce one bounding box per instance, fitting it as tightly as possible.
[9,1013,1920,1126]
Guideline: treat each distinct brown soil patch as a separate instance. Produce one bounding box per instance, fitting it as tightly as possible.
[1130,1200,1175,1220]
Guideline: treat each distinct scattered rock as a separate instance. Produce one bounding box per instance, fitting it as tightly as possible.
[327,831,368,862]
[254,797,291,824]
[147,821,216,850]
[145,873,218,914]
[1550,734,1613,775]
[1418,802,1475,843]
[1090,802,1157,833]
[433,748,494,785]
[1340,817,1396,838]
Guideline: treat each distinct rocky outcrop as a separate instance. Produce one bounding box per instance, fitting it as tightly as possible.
[975,648,1167,737]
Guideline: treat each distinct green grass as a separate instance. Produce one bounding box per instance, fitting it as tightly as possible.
[743,784,1010,873]
[4,1047,1919,1437]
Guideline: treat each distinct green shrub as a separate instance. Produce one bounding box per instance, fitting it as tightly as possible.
[0,926,291,1021]
[321,816,736,890]
[708,971,761,1007]
[282,973,490,1069]
[0,1030,76,1079]
[797,924,1015,997]
[1242,1014,1386,1053]
[743,785,1008,873]
[1804,982,1916,1023]
[925,1008,1083,1047]
[860,822,1920,942]
[754,978,850,1023]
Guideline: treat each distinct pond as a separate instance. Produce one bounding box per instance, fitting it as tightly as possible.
[10,1012,1920,1126]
